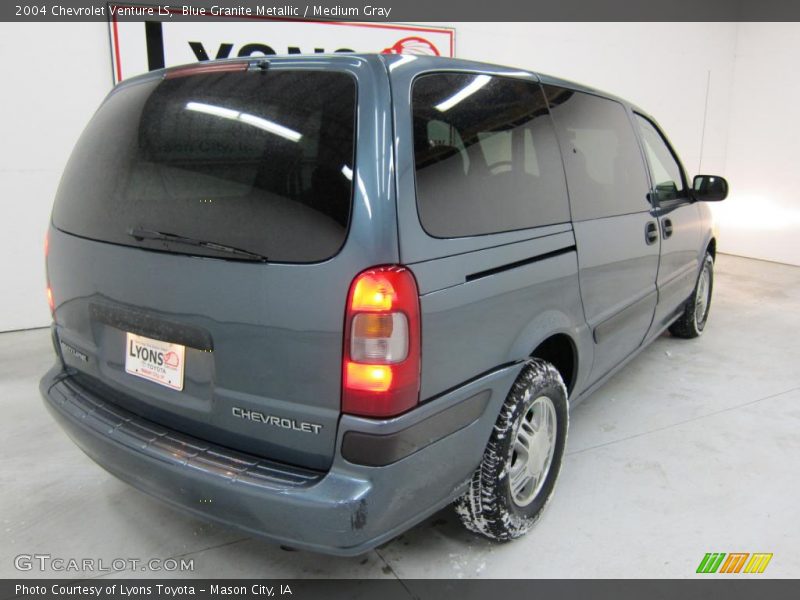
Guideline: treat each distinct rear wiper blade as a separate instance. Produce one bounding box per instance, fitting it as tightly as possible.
[127,227,268,262]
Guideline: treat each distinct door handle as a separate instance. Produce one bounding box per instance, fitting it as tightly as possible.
[645,221,659,245]
[661,218,674,239]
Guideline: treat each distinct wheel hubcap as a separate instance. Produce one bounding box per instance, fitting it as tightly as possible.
[695,264,711,325]
[508,392,557,507]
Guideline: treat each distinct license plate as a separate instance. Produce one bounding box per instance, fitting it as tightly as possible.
[125,332,185,391]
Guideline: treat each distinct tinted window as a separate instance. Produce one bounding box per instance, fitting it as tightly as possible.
[634,114,686,202]
[53,69,356,263]
[544,86,650,220]
[412,73,570,238]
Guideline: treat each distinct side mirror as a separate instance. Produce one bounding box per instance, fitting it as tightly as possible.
[692,174,728,202]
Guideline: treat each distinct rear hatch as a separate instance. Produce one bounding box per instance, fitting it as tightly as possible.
[46,59,378,470]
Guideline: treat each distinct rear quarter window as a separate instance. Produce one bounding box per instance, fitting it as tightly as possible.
[412,73,570,238]
[53,68,357,263]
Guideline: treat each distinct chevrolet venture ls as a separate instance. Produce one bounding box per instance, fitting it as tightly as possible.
[41,54,728,554]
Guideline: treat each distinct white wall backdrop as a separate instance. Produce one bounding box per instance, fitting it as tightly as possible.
[0,24,112,332]
[712,23,800,266]
[0,22,797,331]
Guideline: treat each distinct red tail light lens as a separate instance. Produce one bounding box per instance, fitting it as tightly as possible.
[343,266,421,417]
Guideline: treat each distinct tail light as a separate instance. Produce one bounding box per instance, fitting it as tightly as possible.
[45,230,54,316]
[343,266,421,417]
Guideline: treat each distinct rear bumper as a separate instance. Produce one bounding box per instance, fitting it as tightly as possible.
[40,362,521,556]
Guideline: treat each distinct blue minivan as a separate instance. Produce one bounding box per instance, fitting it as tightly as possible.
[41,54,727,554]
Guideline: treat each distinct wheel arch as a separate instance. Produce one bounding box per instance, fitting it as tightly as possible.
[508,310,580,395]
[706,237,717,260]
[530,333,578,394]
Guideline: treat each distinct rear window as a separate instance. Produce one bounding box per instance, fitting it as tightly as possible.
[53,68,357,263]
[412,73,570,238]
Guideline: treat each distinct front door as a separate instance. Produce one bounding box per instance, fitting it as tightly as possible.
[633,114,704,333]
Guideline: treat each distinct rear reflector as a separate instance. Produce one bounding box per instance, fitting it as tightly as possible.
[343,266,421,418]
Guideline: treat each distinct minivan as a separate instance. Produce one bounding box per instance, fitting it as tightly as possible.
[41,54,728,555]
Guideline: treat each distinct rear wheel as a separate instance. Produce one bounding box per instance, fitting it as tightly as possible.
[454,359,568,541]
[669,252,714,339]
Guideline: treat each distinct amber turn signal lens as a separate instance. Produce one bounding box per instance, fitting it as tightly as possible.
[345,362,393,393]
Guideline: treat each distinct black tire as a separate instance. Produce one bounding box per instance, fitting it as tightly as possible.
[454,359,568,541]
[669,252,714,339]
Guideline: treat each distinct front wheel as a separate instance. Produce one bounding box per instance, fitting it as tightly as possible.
[454,359,568,541]
[669,252,714,339]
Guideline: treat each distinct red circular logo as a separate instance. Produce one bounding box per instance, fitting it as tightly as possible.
[164,351,180,368]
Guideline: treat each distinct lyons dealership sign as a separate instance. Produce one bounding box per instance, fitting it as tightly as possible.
[107,5,455,83]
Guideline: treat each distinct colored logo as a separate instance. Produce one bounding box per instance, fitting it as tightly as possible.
[164,351,180,368]
[382,37,440,56]
[696,552,773,574]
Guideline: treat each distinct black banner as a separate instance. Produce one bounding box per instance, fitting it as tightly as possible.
[4,0,800,22]
[3,580,800,600]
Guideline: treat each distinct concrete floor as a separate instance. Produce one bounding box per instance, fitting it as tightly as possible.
[1,254,798,579]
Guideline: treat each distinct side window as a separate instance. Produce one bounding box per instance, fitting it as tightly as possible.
[412,73,570,238]
[544,86,650,221]
[634,114,687,202]
[426,119,469,174]
[477,130,513,174]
